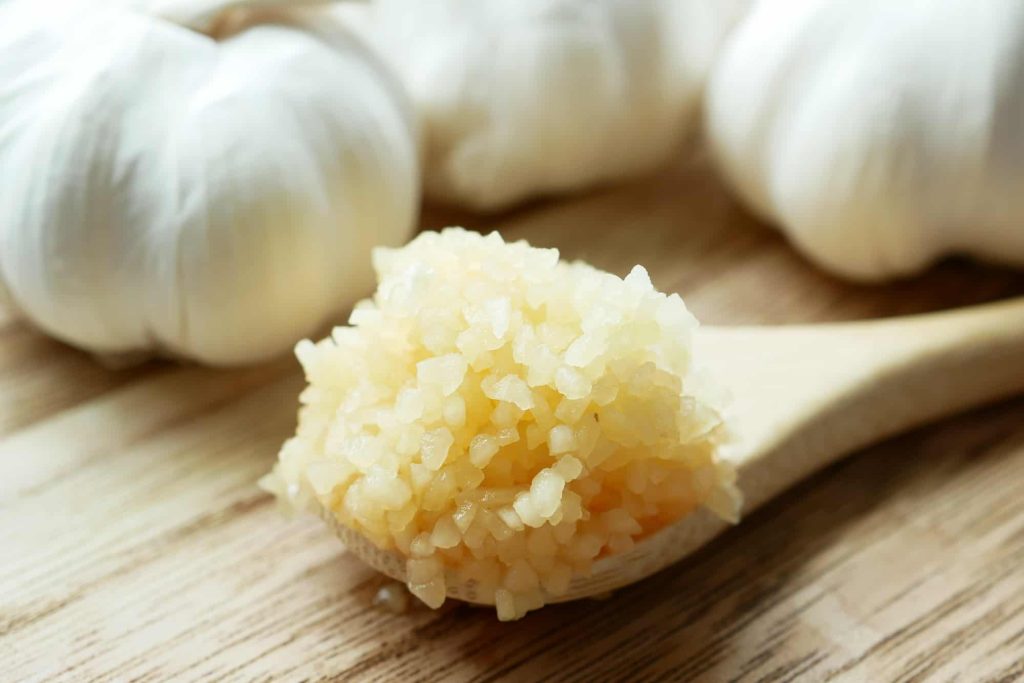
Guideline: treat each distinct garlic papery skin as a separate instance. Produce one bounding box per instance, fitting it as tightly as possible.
[705,0,1024,281]
[111,0,336,32]
[0,0,419,365]
[359,0,748,211]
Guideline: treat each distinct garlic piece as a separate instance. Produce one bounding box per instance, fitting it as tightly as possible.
[0,0,418,364]
[372,581,411,614]
[706,0,1024,280]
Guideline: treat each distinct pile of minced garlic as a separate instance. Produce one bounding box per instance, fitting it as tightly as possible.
[261,228,740,621]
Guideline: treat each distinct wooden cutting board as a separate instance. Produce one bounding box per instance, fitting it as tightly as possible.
[4,153,1024,682]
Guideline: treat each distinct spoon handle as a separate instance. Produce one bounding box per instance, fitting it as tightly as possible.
[703,296,1024,512]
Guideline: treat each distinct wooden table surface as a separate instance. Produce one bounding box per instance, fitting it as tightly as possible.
[4,154,1024,682]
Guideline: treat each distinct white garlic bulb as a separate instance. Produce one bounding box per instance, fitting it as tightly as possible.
[706,0,1024,281]
[0,0,419,364]
[361,0,748,211]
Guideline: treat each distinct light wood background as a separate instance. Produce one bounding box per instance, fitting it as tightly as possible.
[3,154,1024,682]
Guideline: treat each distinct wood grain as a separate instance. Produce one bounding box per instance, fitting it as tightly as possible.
[3,153,1024,682]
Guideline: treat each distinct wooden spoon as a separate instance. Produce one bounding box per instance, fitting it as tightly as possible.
[329,296,1024,604]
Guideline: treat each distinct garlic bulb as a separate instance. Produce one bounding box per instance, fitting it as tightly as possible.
[361,0,748,211]
[706,0,1024,281]
[0,0,419,364]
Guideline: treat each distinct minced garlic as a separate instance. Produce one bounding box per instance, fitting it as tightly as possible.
[261,228,739,620]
